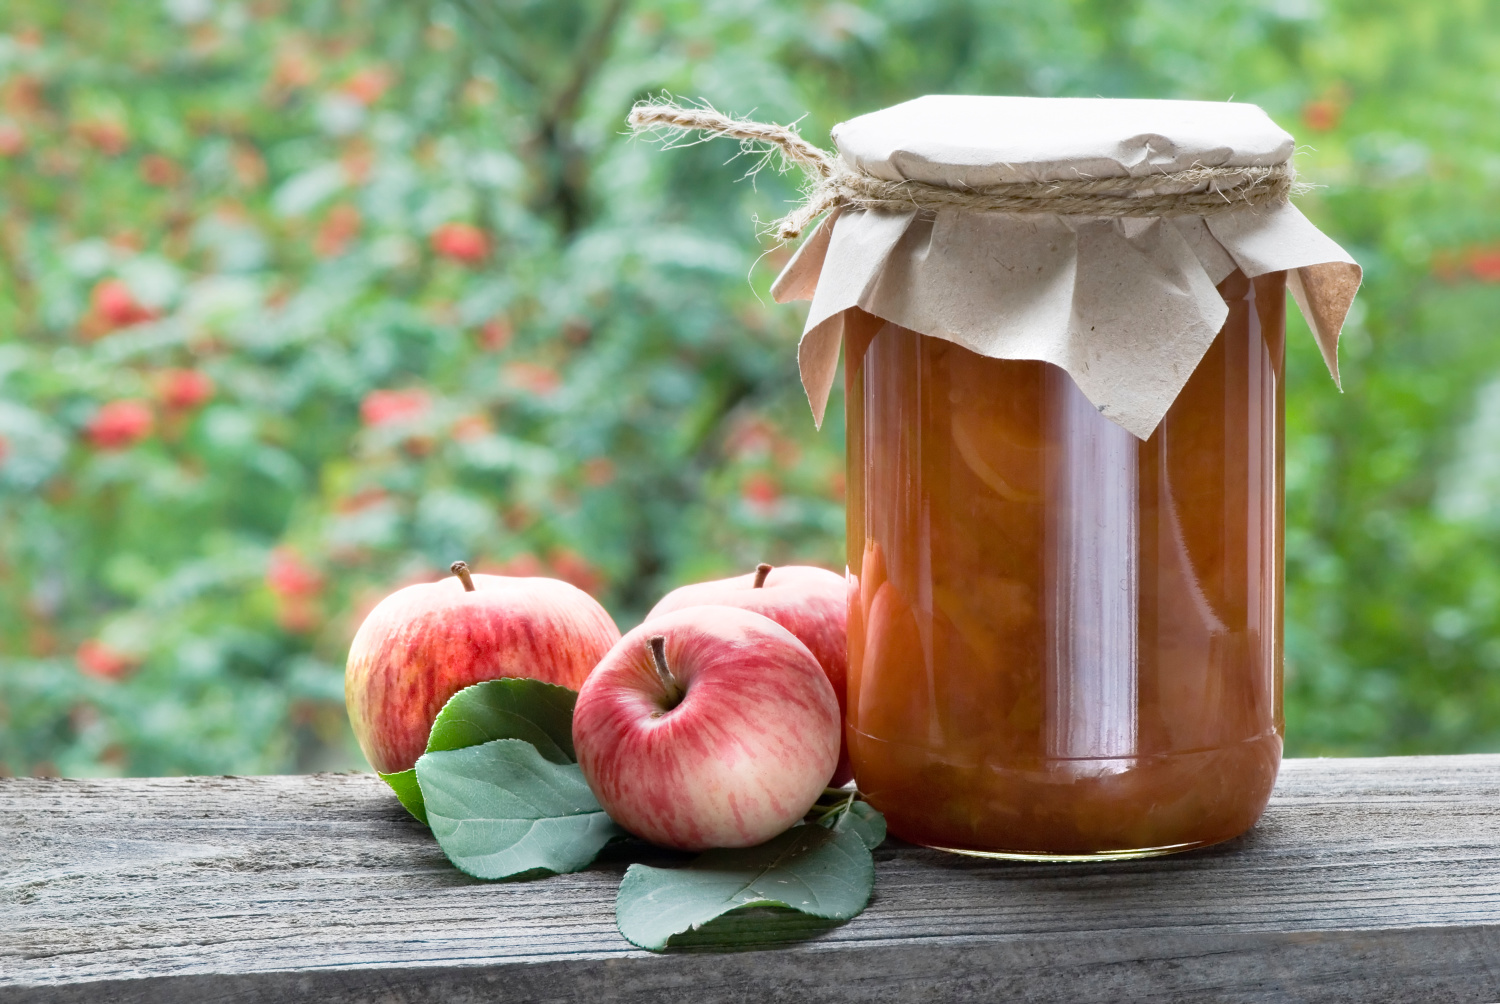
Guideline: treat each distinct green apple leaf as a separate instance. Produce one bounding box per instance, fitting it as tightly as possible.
[425,678,578,762]
[384,678,580,825]
[416,738,622,880]
[614,820,877,952]
[825,797,886,851]
[804,788,886,849]
[659,906,845,949]
[378,768,427,825]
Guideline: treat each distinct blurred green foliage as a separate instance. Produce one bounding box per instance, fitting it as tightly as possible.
[1,0,1498,777]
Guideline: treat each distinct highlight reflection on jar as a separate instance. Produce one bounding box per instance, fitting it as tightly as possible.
[844,270,1286,858]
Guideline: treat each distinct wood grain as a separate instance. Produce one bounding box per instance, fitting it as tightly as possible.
[3,756,1499,1003]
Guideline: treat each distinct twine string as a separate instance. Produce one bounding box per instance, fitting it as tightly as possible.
[627,99,1305,241]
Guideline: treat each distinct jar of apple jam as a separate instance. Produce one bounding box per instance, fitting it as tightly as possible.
[742,94,1363,858]
[844,270,1286,858]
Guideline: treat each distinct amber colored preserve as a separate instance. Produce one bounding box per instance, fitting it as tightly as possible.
[845,271,1287,858]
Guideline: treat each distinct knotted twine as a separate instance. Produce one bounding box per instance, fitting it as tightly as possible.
[627,99,1306,241]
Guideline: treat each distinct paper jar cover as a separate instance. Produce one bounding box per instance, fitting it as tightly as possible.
[771,95,1362,439]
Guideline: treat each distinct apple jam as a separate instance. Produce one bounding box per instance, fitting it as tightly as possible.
[844,270,1286,858]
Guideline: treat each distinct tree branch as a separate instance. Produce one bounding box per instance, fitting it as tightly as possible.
[531,0,632,234]
[545,0,631,131]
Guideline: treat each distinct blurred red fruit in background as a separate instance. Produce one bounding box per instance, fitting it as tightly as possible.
[315,203,362,257]
[267,547,322,598]
[478,315,512,350]
[0,120,25,156]
[549,548,602,596]
[741,471,780,507]
[86,400,154,450]
[725,416,776,459]
[3,73,46,116]
[76,640,134,680]
[335,488,389,513]
[90,279,156,331]
[270,44,319,92]
[581,456,615,486]
[157,369,216,410]
[1469,248,1500,283]
[430,222,489,262]
[342,66,392,105]
[500,361,560,395]
[277,600,322,634]
[451,414,491,440]
[139,154,182,187]
[230,142,268,188]
[360,388,430,426]
[75,118,130,155]
[1302,99,1342,132]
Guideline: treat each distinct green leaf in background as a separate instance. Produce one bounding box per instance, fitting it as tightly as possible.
[615,819,877,952]
[382,678,579,823]
[378,768,427,826]
[416,737,621,880]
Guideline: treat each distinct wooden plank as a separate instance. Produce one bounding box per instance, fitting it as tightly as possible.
[2,756,1499,1003]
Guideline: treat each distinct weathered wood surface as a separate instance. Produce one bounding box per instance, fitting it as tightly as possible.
[2,756,1498,1003]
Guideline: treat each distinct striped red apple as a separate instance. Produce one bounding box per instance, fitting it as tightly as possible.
[345,561,620,774]
[572,606,841,850]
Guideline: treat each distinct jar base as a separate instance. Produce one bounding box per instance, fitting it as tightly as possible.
[851,727,1282,856]
[918,838,1219,862]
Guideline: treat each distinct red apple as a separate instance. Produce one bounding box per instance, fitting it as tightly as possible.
[573,606,840,850]
[346,561,620,774]
[647,563,851,785]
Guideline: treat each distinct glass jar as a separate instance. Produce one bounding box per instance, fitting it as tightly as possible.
[844,269,1286,859]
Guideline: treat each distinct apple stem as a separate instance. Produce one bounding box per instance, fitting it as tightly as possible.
[450,561,476,592]
[753,563,772,588]
[647,634,681,706]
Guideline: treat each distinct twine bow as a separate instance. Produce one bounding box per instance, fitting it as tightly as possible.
[627,99,1305,241]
